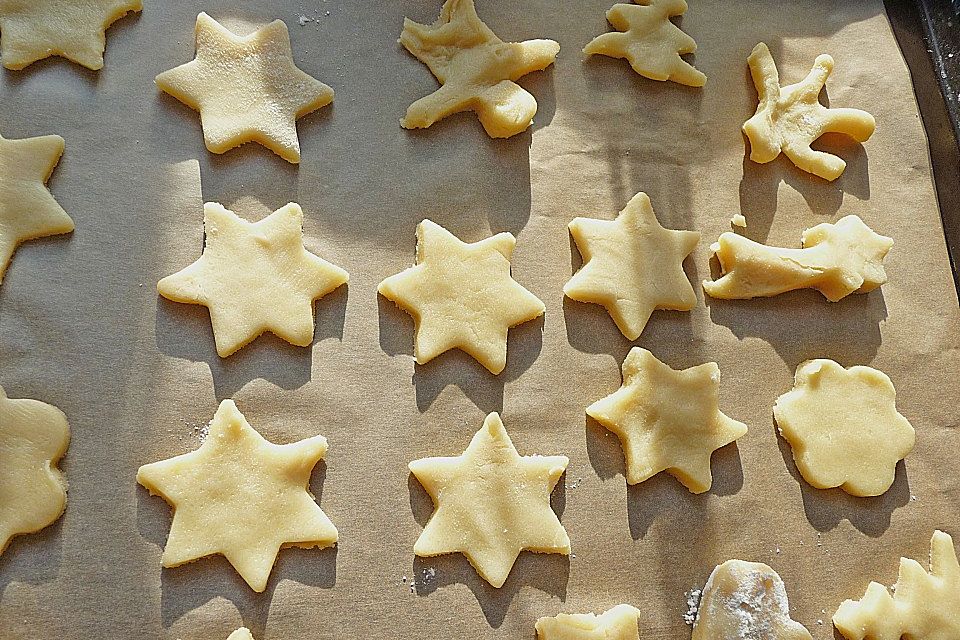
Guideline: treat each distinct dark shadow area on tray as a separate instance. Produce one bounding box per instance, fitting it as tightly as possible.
[0,518,64,594]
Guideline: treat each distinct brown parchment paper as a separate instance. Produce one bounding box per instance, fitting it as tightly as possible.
[2,1,960,638]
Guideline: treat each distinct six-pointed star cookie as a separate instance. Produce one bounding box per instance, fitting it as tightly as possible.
[409,412,570,588]
[565,192,700,340]
[137,399,338,592]
[587,347,747,493]
[156,12,334,163]
[0,132,74,285]
[378,219,545,374]
[158,202,348,358]
[536,604,642,640]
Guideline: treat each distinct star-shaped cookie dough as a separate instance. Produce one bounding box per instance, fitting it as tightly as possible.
[565,192,699,340]
[399,0,559,138]
[586,347,747,494]
[409,412,570,588]
[583,0,705,87]
[378,219,545,374]
[137,399,338,592]
[156,12,334,163]
[536,605,642,640]
[158,202,348,358]
[0,0,141,70]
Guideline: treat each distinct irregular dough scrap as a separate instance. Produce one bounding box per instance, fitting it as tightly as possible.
[583,0,705,87]
[0,386,70,555]
[565,191,700,340]
[158,202,348,358]
[399,0,559,138]
[536,604,642,640]
[744,42,875,181]
[703,215,893,302]
[774,359,915,497]
[227,629,255,640]
[834,530,960,640]
[378,219,545,374]
[586,347,747,494]
[409,413,570,588]
[156,12,334,163]
[136,399,338,592]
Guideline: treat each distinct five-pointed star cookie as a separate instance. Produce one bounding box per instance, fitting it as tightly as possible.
[587,347,747,494]
[409,412,570,588]
[583,0,705,87]
[378,219,545,374]
[744,42,875,181]
[565,192,700,340]
[156,12,334,163]
[399,0,559,138]
[137,399,338,592]
[0,132,74,285]
[158,202,348,358]
[536,604,642,640]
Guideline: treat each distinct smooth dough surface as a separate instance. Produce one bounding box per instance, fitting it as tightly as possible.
[536,604,642,640]
[409,413,570,588]
[136,399,338,592]
[586,347,747,494]
[156,12,333,163]
[399,0,559,138]
[378,219,545,374]
[774,359,915,497]
[158,202,348,358]
[226,629,255,640]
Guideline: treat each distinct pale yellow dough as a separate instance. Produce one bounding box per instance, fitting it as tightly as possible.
[586,347,747,494]
[399,0,559,138]
[158,202,348,358]
[0,386,69,555]
[744,42,875,181]
[703,215,893,302]
[226,629,255,640]
[774,359,915,498]
[137,399,338,593]
[378,219,545,374]
[730,213,746,228]
[409,412,570,588]
[156,12,334,163]
[834,530,960,640]
[583,0,705,87]
[536,604,642,640]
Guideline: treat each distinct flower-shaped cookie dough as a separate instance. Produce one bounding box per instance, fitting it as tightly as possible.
[536,605,641,640]
[774,359,915,497]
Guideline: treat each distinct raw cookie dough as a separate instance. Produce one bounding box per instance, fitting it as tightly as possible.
[136,399,338,593]
[774,359,915,497]
[730,213,746,228]
[565,191,700,340]
[156,12,334,163]
[583,0,705,87]
[744,42,875,181]
[227,629,254,640]
[703,215,893,302]
[536,604,642,640]
[399,0,559,138]
[834,530,960,639]
[409,412,569,588]
[586,347,747,494]
[378,219,545,374]
[693,560,812,640]
[0,132,74,285]
[157,202,348,358]
[0,0,141,70]
[0,386,70,555]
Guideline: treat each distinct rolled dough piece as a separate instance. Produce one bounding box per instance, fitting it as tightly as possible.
[536,604,642,640]
[226,629,255,640]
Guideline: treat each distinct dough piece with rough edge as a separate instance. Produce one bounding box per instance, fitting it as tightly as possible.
[0,386,70,555]
[0,0,141,70]
[565,191,699,340]
[409,412,569,588]
[378,219,545,374]
[774,359,915,497]
[703,215,893,302]
[227,629,255,640]
[693,560,813,640]
[157,202,348,358]
[136,399,338,593]
[834,530,960,639]
[536,604,642,640]
[399,0,559,138]
[156,12,334,163]
[586,347,747,494]
[583,0,705,87]
[744,42,875,181]
[0,132,74,285]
